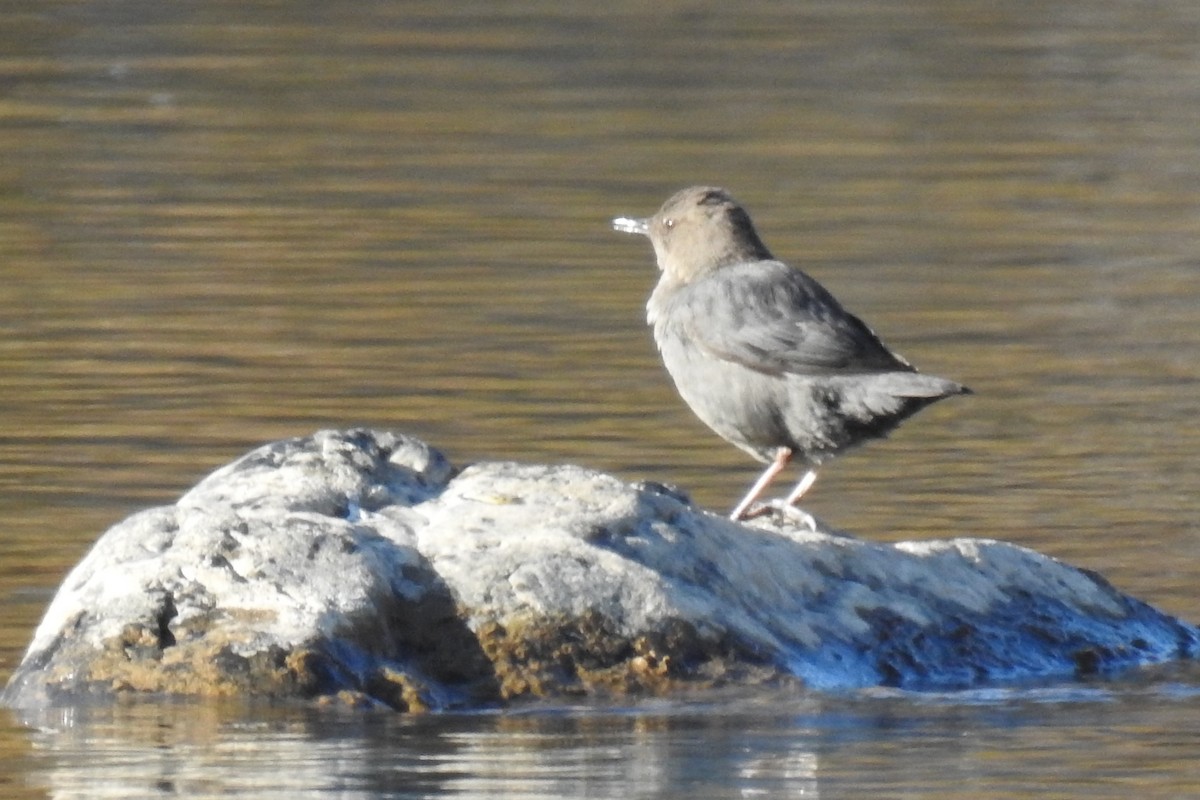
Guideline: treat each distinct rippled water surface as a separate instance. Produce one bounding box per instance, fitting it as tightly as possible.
[7,681,1200,800]
[2,0,1199,796]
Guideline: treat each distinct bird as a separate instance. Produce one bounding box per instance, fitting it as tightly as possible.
[612,186,971,522]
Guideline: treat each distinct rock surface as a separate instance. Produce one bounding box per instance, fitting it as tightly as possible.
[4,429,1197,710]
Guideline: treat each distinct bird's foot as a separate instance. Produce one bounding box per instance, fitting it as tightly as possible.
[733,500,818,531]
[772,501,819,531]
[731,503,772,522]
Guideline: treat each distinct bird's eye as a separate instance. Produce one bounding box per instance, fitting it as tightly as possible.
[663,218,675,230]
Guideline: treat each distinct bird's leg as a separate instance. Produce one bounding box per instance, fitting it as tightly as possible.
[729,447,791,521]
[783,469,818,507]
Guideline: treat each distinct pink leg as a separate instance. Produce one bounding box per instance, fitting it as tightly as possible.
[783,469,818,506]
[729,447,791,521]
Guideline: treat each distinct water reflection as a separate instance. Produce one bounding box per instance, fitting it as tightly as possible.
[10,678,1200,799]
[10,699,819,799]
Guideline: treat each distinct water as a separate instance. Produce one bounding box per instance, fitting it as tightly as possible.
[6,682,1200,800]
[2,0,1199,796]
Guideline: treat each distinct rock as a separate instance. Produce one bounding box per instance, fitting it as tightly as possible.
[3,429,1196,709]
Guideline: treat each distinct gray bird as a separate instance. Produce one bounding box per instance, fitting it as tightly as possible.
[613,186,970,521]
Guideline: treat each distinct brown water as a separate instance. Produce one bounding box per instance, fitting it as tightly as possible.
[2,0,1199,796]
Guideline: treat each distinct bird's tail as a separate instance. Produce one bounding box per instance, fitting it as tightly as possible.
[880,372,971,399]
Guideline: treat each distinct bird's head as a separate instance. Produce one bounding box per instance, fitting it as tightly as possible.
[613,186,773,282]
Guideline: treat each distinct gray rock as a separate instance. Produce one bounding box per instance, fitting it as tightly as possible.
[4,429,1196,709]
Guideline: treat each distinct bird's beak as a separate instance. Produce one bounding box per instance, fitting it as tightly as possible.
[612,216,649,236]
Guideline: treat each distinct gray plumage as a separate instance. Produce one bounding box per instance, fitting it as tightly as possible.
[613,186,970,521]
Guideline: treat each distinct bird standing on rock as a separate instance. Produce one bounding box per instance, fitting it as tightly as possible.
[613,186,971,522]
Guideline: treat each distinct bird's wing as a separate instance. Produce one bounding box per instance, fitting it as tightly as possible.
[672,260,913,376]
